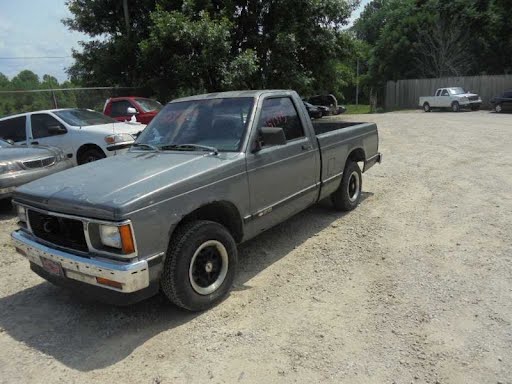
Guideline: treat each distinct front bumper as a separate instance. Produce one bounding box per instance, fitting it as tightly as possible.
[11,230,151,293]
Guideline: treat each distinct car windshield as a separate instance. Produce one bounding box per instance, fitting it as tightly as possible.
[54,109,118,126]
[135,98,163,113]
[0,139,12,147]
[449,88,466,95]
[135,98,254,152]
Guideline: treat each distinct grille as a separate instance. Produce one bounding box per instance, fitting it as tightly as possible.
[23,156,56,169]
[468,96,479,101]
[28,210,88,252]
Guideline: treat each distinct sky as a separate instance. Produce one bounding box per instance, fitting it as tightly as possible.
[0,0,370,84]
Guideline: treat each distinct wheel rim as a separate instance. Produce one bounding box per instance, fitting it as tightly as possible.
[452,103,459,112]
[85,155,99,163]
[189,240,229,295]
[496,104,502,113]
[347,171,361,202]
[424,104,430,112]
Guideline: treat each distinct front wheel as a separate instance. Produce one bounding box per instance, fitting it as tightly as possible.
[495,104,503,113]
[331,161,362,211]
[77,148,106,164]
[423,102,431,112]
[161,220,238,311]
[452,101,460,112]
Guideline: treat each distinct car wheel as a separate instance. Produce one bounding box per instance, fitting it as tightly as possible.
[495,104,502,113]
[77,148,106,164]
[331,161,362,212]
[161,220,238,311]
[423,102,431,112]
[451,101,460,112]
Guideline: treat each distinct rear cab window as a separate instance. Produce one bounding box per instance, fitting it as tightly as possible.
[0,116,27,143]
[258,97,305,146]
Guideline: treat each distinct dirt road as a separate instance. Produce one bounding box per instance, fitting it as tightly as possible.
[0,110,511,383]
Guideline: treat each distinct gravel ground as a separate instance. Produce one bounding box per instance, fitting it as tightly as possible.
[0,110,511,384]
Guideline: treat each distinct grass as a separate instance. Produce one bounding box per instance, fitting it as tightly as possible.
[344,104,371,114]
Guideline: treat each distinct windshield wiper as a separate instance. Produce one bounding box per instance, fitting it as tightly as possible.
[131,143,160,151]
[159,144,219,155]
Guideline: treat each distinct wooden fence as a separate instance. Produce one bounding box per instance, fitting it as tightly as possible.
[385,75,512,110]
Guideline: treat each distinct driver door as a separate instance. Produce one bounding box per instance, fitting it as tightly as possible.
[29,113,74,158]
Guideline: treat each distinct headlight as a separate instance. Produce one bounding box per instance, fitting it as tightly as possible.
[99,224,135,254]
[104,133,134,145]
[99,225,122,248]
[16,206,27,222]
[0,161,22,174]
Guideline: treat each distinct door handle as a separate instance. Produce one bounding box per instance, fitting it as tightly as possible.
[301,143,312,151]
[31,141,39,145]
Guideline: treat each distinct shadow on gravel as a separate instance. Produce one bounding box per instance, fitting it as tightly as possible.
[0,199,15,221]
[0,193,372,371]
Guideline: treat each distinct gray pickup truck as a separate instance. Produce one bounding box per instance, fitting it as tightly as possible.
[11,90,381,311]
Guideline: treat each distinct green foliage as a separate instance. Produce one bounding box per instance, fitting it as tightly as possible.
[64,0,363,101]
[354,0,512,85]
[0,70,80,117]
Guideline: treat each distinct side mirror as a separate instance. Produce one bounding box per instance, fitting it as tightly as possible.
[253,127,287,152]
[48,125,67,135]
[127,107,138,115]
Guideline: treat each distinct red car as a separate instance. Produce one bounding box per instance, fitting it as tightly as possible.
[103,97,163,124]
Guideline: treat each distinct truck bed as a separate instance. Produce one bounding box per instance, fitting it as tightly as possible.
[313,120,380,202]
[312,120,364,135]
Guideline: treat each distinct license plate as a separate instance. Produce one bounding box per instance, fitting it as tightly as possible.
[41,257,64,277]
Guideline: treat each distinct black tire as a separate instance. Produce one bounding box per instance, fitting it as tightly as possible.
[331,161,362,212]
[495,104,503,113]
[451,101,460,112]
[161,220,238,311]
[423,102,431,112]
[77,148,106,164]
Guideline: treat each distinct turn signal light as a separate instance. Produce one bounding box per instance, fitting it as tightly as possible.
[119,225,135,254]
[96,277,123,289]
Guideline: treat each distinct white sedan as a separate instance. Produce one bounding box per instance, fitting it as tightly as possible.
[0,109,146,165]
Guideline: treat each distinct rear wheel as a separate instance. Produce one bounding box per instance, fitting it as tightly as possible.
[495,104,503,113]
[331,161,362,212]
[451,101,460,112]
[161,220,238,311]
[423,102,431,112]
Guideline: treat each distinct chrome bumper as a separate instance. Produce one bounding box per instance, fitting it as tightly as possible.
[11,230,150,293]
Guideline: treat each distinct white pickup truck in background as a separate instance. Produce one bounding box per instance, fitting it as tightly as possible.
[419,87,482,112]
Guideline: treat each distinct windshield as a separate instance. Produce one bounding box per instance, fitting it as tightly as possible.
[135,98,254,152]
[0,139,12,147]
[135,98,163,113]
[449,87,466,95]
[54,109,118,126]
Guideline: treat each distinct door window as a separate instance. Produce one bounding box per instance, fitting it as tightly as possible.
[441,89,449,96]
[31,114,66,139]
[0,116,26,142]
[258,97,305,144]
[110,100,133,117]
[435,90,441,96]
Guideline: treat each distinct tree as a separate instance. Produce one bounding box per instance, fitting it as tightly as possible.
[64,0,362,100]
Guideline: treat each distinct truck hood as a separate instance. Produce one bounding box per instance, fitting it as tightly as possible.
[79,121,145,136]
[14,151,243,219]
